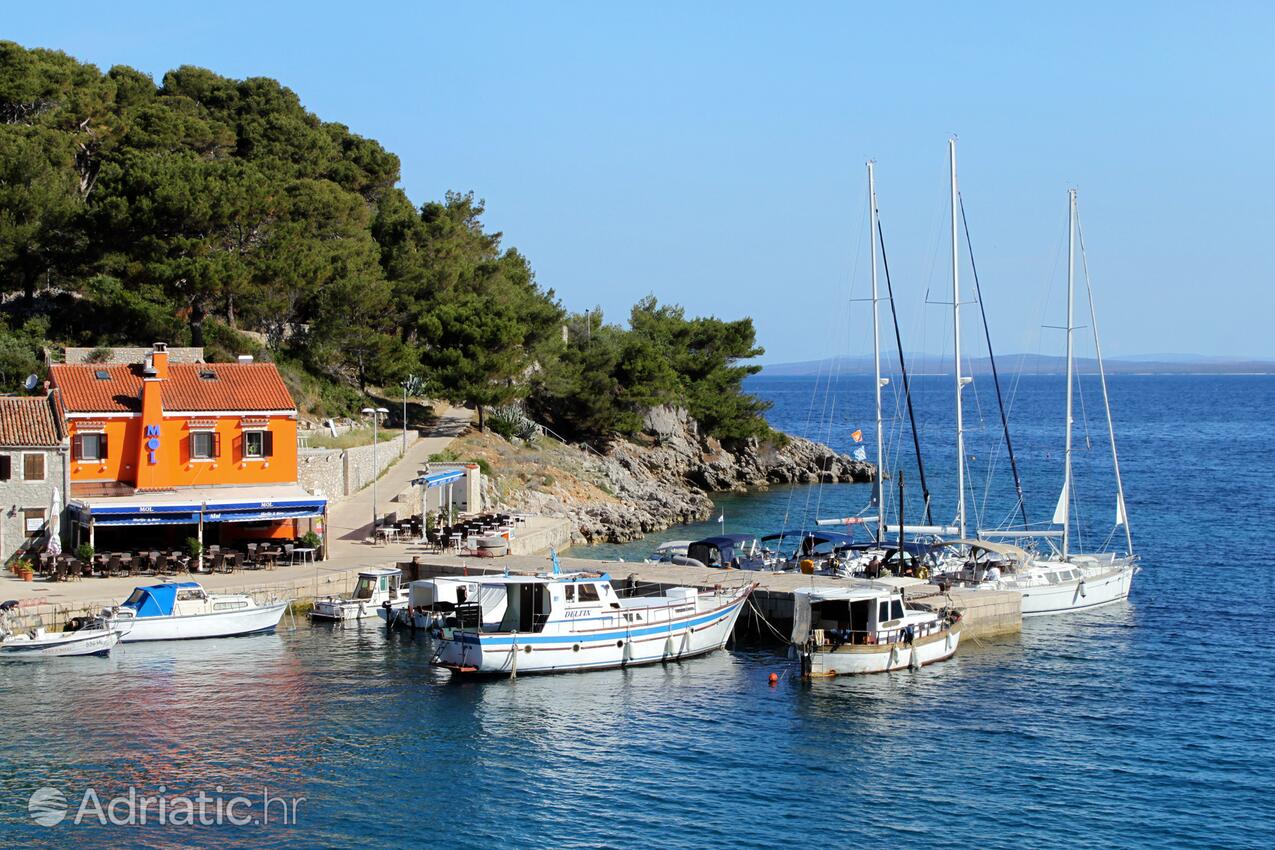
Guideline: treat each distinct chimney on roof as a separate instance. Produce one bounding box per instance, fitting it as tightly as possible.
[147,342,170,380]
[237,354,254,364]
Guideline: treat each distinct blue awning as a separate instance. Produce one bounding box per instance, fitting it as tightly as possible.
[205,508,323,523]
[411,469,466,488]
[95,512,201,527]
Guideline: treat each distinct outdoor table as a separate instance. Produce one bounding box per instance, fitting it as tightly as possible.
[292,547,316,564]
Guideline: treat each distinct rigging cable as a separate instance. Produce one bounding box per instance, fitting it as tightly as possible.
[876,214,934,527]
[959,194,1029,528]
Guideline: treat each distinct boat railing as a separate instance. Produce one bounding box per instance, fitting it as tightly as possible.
[815,621,944,648]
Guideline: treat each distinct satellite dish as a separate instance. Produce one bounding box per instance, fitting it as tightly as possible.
[23,374,38,392]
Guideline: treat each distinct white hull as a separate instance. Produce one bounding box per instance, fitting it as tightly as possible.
[112,601,288,642]
[314,599,400,622]
[0,628,120,659]
[804,625,961,676]
[434,589,750,675]
[1018,563,1134,616]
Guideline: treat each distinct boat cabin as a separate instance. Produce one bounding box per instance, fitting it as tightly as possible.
[352,567,403,603]
[687,534,760,569]
[120,581,240,617]
[457,573,619,633]
[792,584,939,648]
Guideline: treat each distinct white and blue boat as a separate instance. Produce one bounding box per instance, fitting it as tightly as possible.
[432,572,755,676]
[99,581,289,642]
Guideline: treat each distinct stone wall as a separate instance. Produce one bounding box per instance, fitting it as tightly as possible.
[297,431,419,502]
[63,346,205,364]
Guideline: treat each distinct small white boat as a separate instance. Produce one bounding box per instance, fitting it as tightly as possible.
[100,581,288,642]
[0,619,121,659]
[643,540,694,564]
[792,584,961,676]
[380,577,507,631]
[433,572,755,676]
[312,567,405,622]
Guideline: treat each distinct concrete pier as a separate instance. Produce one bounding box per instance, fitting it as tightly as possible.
[410,552,1022,641]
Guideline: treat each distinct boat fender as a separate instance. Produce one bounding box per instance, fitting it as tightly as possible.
[1078,579,1087,598]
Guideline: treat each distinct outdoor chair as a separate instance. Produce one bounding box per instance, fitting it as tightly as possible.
[284,543,295,565]
[106,553,122,577]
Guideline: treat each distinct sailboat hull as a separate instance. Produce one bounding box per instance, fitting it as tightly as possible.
[1018,563,1135,617]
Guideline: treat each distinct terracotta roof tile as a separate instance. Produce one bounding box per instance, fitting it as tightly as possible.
[50,363,296,414]
[0,396,60,446]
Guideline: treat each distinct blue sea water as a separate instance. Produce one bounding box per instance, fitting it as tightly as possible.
[1,374,1272,849]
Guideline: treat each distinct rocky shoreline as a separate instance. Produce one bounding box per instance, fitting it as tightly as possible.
[481,406,873,545]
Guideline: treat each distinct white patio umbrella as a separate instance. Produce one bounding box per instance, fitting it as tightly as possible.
[46,486,62,556]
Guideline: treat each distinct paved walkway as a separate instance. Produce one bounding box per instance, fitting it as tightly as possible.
[325,405,472,552]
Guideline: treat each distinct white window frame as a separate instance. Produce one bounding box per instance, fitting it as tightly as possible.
[243,429,266,459]
[79,433,104,462]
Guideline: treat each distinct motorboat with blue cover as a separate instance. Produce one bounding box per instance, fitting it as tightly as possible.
[99,581,289,642]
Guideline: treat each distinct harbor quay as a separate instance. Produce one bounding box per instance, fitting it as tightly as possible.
[405,552,1023,642]
[3,544,1022,640]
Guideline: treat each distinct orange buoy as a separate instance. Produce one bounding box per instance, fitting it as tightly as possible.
[768,672,779,686]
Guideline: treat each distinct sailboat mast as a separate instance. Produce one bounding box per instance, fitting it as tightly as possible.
[949,138,967,538]
[1061,188,1077,558]
[868,161,886,542]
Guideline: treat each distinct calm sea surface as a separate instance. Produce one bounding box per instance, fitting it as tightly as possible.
[2,374,1272,848]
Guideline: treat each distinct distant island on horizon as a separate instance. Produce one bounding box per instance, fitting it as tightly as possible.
[757,353,1275,377]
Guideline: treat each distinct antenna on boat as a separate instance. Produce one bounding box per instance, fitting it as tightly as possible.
[867,160,886,544]
[949,137,968,538]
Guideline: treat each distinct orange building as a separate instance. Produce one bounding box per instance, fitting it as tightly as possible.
[50,343,327,556]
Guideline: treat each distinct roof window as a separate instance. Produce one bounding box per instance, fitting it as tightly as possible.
[199,370,218,381]
[94,370,110,380]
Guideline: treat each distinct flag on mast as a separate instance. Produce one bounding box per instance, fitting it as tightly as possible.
[851,429,863,443]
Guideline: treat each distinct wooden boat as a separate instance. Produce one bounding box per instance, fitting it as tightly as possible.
[433,572,754,676]
[792,584,961,676]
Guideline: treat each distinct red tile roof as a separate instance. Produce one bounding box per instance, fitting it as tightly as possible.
[0,396,61,446]
[50,363,296,414]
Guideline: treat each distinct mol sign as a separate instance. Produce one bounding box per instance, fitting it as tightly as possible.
[145,424,160,465]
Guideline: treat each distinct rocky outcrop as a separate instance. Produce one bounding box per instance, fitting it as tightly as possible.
[493,406,873,545]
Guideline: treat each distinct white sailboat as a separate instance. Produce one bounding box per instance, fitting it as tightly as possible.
[940,174,1137,615]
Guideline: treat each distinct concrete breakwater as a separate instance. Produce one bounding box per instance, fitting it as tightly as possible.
[414,555,1022,641]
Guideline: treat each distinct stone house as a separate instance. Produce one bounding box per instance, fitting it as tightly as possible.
[0,394,69,565]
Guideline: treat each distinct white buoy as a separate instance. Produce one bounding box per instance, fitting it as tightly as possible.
[510,633,518,680]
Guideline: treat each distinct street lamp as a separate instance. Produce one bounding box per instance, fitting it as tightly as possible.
[362,406,389,536]
[399,375,422,455]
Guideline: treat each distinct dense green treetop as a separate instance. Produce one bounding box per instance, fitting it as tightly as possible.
[0,41,771,442]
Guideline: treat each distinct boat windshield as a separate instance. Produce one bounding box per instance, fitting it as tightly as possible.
[124,589,147,606]
[353,577,376,600]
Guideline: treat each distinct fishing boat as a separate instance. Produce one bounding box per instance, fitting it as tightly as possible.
[0,606,121,659]
[380,577,507,631]
[792,584,961,676]
[99,581,289,642]
[432,572,755,676]
[312,567,405,622]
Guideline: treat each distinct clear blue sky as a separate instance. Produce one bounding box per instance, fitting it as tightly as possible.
[8,2,1274,363]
